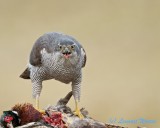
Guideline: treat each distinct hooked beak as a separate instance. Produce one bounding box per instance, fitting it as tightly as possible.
[62,48,71,59]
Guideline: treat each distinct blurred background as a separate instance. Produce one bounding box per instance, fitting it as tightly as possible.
[0,0,159,128]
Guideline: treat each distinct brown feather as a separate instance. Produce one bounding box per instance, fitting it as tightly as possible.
[12,103,42,125]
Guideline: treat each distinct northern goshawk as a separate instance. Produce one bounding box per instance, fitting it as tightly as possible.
[20,32,86,118]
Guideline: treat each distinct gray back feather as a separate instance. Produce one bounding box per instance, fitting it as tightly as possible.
[29,32,86,67]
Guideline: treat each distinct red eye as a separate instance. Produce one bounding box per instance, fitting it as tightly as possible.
[4,116,13,123]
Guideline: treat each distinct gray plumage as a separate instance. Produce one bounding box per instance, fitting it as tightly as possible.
[20,32,86,102]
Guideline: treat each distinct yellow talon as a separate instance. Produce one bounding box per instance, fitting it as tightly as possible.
[36,109,45,115]
[74,100,84,119]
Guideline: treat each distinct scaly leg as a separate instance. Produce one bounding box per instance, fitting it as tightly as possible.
[31,80,45,114]
[36,95,39,109]
[72,80,84,119]
[74,100,84,119]
[35,95,45,114]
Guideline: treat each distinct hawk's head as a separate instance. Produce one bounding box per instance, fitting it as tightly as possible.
[54,38,81,65]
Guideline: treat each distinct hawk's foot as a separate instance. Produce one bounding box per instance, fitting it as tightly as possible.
[74,108,84,119]
[35,96,45,115]
[36,108,45,115]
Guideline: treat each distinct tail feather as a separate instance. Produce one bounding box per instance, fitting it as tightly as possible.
[20,68,30,79]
